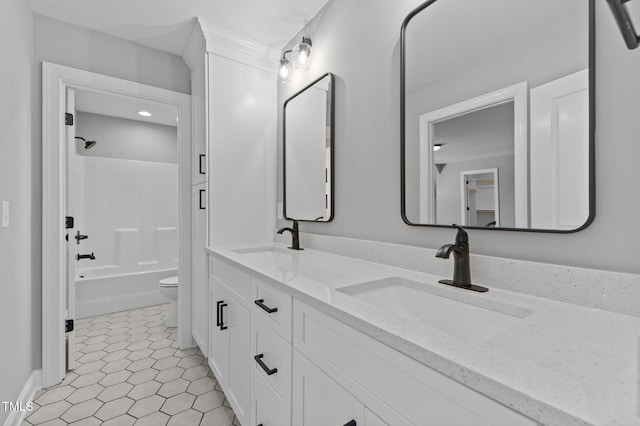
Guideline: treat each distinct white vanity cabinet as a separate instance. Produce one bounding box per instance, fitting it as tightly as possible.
[207,252,536,426]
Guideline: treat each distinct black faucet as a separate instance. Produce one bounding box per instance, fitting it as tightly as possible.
[277,220,303,250]
[435,225,488,292]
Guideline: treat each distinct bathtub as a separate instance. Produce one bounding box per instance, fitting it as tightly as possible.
[75,266,177,319]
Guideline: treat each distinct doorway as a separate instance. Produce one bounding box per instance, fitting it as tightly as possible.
[42,62,193,388]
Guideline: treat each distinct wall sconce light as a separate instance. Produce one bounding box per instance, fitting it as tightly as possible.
[278,36,313,83]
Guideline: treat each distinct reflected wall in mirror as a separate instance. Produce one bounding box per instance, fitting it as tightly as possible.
[284,73,334,222]
[401,0,594,232]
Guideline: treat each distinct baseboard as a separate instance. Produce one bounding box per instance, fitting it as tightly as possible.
[4,370,42,426]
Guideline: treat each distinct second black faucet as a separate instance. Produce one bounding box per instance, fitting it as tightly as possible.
[277,220,303,250]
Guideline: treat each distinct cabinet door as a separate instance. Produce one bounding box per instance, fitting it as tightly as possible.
[192,183,208,355]
[293,350,363,426]
[226,297,251,426]
[192,57,207,185]
[208,281,229,388]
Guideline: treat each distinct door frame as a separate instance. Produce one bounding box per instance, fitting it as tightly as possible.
[460,168,500,227]
[42,62,193,388]
[418,82,528,226]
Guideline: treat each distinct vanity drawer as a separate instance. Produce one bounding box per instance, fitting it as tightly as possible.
[293,300,536,426]
[209,255,250,307]
[250,314,292,411]
[251,276,292,341]
[251,378,291,426]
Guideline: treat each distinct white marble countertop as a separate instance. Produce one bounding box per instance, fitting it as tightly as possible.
[206,243,640,426]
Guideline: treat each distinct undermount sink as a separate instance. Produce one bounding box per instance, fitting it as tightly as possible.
[338,277,532,343]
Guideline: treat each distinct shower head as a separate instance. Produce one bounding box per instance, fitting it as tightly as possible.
[75,136,97,150]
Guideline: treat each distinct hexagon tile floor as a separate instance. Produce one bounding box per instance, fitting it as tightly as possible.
[23,304,240,425]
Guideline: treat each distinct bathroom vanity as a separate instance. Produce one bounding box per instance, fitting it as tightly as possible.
[205,244,640,426]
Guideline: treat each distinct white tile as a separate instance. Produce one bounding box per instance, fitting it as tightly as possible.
[104,341,130,353]
[173,348,199,358]
[35,419,67,426]
[148,338,172,349]
[83,335,109,345]
[126,358,155,372]
[182,365,209,382]
[60,399,103,423]
[147,333,170,343]
[77,351,107,364]
[101,414,136,426]
[96,382,133,402]
[94,397,135,421]
[153,356,179,371]
[80,342,108,353]
[66,384,104,404]
[177,355,203,369]
[67,415,102,426]
[74,360,107,375]
[99,370,132,387]
[186,376,216,396]
[126,369,158,385]
[155,367,185,383]
[34,385,74,406]
[166,409,203,425]
[71,371,106,388]
[101,359,132,374]
[127,380,161,400]
[160,393,195,416]
[192,390,224,413]
[128,395,165,419]
[126,340,151,351]
[26,400,71,424]
[126,348,153,361]
[201,406,235,426]
[157,379,189,398]
[133,411,170,426]
[103,350,131,363]
[105,334,130,344]
[150,347,176,360]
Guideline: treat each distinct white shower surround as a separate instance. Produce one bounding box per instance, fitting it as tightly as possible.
[75,156,178,317]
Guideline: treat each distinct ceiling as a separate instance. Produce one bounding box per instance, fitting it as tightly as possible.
[75,89,179,127]
[405,0,587,92]
[433,101,514,164]
[28,0,330,56]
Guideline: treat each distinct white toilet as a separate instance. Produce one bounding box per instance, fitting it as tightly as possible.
[158,275,178,327]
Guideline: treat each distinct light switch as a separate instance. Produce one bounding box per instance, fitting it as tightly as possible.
[1,201,9,229]
[277,203,283,220]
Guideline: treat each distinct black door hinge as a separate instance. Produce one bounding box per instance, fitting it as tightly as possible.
[65,216,74,229]
[65,319,74,332]
[65,113,74,126]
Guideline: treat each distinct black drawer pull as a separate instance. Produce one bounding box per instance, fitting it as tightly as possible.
[254,299,278,314]
[216,301,223,327]
[254,354,277,375]
[199,189,206,210]
[199,154,206,174]
[220,303,228,330]
[344,421,356,426]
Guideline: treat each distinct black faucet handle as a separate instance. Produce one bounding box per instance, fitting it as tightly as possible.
[452,224,468,244]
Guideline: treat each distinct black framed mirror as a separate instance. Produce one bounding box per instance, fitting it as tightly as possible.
[401,0,595,232]
[283,73,335,222]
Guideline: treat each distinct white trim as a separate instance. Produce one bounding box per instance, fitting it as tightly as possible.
[41,62,193,388]
[3,370,42,426]
[195,19,279,74]
[460,168,500,227]
[418,82,529,227]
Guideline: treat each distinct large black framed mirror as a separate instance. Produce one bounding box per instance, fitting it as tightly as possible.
[283,73,335,222]
[401,0,595,232]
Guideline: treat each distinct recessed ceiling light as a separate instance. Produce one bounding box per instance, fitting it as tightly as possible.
[138,111,152,117]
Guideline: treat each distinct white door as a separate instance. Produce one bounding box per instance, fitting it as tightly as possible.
[530,69,589,229]
[65,88,78,371]
[292,350,364,426]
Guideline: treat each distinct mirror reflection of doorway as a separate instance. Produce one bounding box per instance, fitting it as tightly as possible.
[461,169,500,227]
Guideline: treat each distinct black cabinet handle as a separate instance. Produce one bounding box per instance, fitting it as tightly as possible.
[199,189,206,210]
[199,154,206,174]
[254,354,277,376]
[344,421,356,426]
[254,299,278,314]
[216,301,223,327]
[220,303,228,330]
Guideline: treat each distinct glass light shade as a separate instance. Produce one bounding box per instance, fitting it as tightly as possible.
[279,57,291,83]
[292,38,312,70]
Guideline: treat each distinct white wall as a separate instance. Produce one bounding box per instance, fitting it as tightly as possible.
[0,0,35,422]
[277,0,640,275]
[77,112,178,163]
